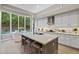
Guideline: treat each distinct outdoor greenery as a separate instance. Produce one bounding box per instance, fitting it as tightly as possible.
[19,16,24,31]
[26,17,30,31]
[12,14,18,31]
[1,12,10,34]
[1,11,30,34]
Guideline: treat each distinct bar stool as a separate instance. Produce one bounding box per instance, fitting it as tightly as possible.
[31,42,42,54]
[24,39,34,54]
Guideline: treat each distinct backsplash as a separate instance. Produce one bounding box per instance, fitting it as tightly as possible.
[37,26,79,34]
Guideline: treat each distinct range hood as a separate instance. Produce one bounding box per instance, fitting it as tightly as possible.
[47,16,54,25]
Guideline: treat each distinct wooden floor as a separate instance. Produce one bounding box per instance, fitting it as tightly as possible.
[0,40,79,54]
[58,44,79,54]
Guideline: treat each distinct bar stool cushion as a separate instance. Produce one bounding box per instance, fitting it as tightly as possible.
[32,42,42,48]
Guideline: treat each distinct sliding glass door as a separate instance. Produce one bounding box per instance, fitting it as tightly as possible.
[1,12,10,34]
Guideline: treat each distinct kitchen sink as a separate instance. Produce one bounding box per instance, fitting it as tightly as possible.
[34,33,44,35]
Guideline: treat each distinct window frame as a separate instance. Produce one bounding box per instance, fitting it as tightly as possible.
[0,10,31,34]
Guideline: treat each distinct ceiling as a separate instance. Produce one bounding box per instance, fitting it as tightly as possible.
[11,4,53,14]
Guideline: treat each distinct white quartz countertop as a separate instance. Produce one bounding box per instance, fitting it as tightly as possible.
[21,32,58,45]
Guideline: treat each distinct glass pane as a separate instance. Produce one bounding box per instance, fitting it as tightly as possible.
[1,12,10,34]
[26,16,30,31]
[19,16,24,32]
[12,14,18,32]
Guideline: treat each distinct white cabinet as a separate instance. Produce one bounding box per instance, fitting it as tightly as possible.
[55,13,69,27]
[69,36,79,48]
[55,10,79,27]
[77,12,79,27]
[35,18,48,32]
[59,34,79,49]
[47,32,79,49]
[69,12,78,27]
[59,35,71,46]
[55,15,62,27]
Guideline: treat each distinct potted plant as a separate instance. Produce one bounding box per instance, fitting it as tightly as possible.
[73,28,78,34]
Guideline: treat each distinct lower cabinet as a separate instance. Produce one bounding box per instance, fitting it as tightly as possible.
[69,36,79,48]
[59,35,79,49]
[42,38,58,54]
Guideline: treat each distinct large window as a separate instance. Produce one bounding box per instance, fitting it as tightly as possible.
[1,12,10,34]
[19,16,24,32]
[12,14,18,32]
[26,16,30,31]
[1,11,31,34]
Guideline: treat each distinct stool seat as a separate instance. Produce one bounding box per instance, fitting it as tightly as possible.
[31,42,42,54]
[32,42,42,49]
[24,39,33,54]
[25,39,30,43]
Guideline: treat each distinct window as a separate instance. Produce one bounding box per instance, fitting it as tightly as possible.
[1,12,10,34]
[1,11,31,34]
[19,16,24,32]
[26,16,30,31]
[12,14,18,32]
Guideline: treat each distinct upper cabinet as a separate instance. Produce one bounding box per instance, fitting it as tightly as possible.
[55,10,79,28]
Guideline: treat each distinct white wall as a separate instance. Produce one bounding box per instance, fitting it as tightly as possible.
[55,10,79,28]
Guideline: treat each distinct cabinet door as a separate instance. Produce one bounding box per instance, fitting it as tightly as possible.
[55,15,62,27]
[69,12,78,27]
[59,34,79,49]
[77,12,79,27]
[69,36,79,48]
[59,35,71,46]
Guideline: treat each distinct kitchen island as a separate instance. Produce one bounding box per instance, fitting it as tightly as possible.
[21,32,58,54]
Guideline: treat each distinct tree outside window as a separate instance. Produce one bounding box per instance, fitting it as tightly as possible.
[1,12,10,34]
[19,16,24,32]
[26,16,30,31]
[12,14,18,32]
